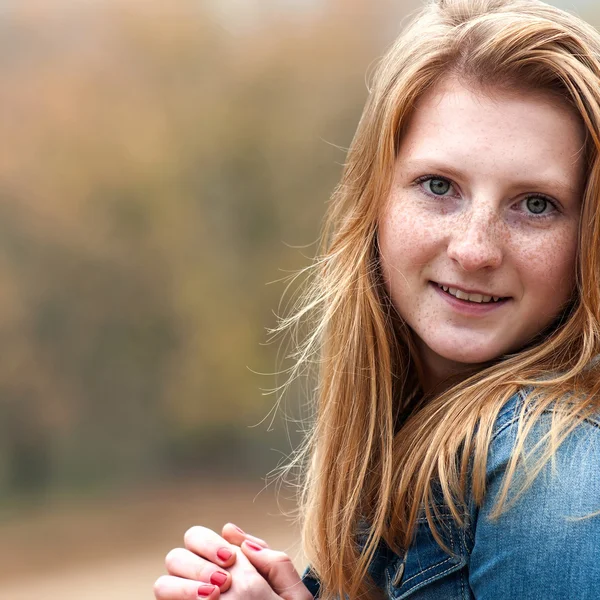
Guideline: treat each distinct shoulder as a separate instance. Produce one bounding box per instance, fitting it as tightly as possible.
[486,385,600,476]
[486,385,600,514]
[469,387,600,598]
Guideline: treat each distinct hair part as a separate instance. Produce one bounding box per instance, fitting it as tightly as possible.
[277,1,600,598]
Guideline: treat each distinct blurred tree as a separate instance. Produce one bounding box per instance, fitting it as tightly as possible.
[0,0,422,501]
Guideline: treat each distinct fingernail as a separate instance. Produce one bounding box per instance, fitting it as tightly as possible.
[233,524,245,535]
[245,541,263,551]
[197,584,215,597]
[210,571,228,587]
[216,547,233,561]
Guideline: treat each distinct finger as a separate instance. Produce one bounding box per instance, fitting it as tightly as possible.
[153,575,220,600]
[183,526,237,568]
[224,550,282,599]
[240,541,313,600]
[165,548,232,592]
[222,522,269,548]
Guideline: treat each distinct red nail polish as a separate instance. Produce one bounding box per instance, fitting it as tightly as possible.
[245,541,263,551]
[217,547,233,561]
[210,571,228,587]
[197,584,215,597]
[233,524,245,535]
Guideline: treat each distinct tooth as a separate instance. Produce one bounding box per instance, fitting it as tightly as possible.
[482,295,492,302]
[493,296,499,302]
[443,285,449,292]
[469,293,483,303]
[449,287,458,297]
[455,289,469,300]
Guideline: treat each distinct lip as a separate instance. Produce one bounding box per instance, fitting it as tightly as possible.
[430,281,510,315]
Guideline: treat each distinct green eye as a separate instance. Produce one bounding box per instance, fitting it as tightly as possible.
[415,175,456,198]
[429,179,451,195]
[526,196,548,214]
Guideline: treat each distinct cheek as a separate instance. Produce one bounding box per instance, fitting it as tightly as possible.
[514,227,578,307]
[378,202,443,275]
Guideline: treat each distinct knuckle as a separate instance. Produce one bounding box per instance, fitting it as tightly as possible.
[236,571,265,594]
[196,562,216,582]
[260,549,294,571]
[270,550,293,564]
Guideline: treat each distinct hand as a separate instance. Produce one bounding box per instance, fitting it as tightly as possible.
[153,523,313,600]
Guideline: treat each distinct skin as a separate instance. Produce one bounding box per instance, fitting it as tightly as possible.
[379,78,586,393]
[153,79,587,599]
[153,523,311,600]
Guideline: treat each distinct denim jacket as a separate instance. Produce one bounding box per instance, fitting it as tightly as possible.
[301,388,600,599]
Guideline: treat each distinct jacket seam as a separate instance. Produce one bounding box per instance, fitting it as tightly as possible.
[386,564,393,597]
[460,565,466,600]
[410,561,463,592]
[401,554,453,587]
[401,522,456,587]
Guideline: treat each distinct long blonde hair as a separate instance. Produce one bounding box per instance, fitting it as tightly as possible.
[278,1,600,598]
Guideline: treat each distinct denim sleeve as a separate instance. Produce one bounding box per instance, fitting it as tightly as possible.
[469,412,600,599]
[301,566,321,598]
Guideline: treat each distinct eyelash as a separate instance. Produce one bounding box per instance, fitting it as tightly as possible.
[413,174,561,219]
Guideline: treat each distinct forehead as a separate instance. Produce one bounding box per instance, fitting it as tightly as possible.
[396,78,586,188]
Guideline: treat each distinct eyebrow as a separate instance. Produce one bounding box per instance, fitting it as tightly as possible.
[402,159,581,198]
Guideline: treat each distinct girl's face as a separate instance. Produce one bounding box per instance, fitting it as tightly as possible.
[378,78,585,387]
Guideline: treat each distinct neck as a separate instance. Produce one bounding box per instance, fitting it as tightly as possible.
[415,340,484,396]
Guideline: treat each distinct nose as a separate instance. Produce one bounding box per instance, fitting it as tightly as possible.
[446,205,504,271]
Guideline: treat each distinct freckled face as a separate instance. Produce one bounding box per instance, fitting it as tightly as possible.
[378,80,585,382]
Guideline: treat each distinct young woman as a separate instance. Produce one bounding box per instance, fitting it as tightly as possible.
[154,0,600,598]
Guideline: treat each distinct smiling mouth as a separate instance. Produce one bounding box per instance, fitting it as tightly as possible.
[433,282,508,304]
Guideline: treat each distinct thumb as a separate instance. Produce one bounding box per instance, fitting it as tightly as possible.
[240,541,313,600]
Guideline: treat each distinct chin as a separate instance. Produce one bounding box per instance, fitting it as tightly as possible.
[426,337,508,365]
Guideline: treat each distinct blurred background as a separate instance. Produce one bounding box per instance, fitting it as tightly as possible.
[0,0,595,598]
